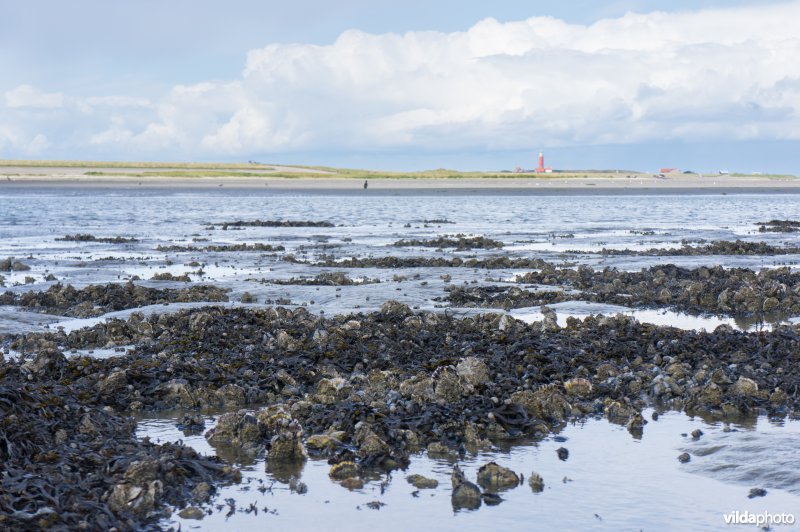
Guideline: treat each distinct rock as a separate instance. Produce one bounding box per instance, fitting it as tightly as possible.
[603,399,636,422]
[451,464,467,488]
[482,492,503,505]
[556,447,569,461]
[178,413,205,432]
[763,297,780,312]
[407,474,438,489]
[255,404,294,432]
[191,482,212,503]
[510,385,571,423]
[540,306,558,331]
[306,434,340,451]
[399,429,421,452]
[627,413,647,436]
[748,488,767,498]
[498,314,516,332]
[769,388,789,406]
[456,356,490,388]
[97,370,128,396]
[399,375,435,403]
[528,472,544,492]
[354,423,389,458]
[189,312,212,332]
[698,383,723,407]
[710,369,732,385]
[691,429,703,440]
[268,423,307,463]
[380,300,412,317]
[178,506,205,520]
[105,320,131,345]
[732,377,759,397]
[476,462,520,491]
[54,428,68,445]
[452,481,482,510]
[205,410,263,447]
[463,422,491,450]
[21,348,66,378]
[340,477,364,490]
[79,413,98,435]
[108,464,163,516]
[216,383,246,407]
[427,442,452,456]
[678,452,691,463]
[289,478,308,494]
[359,433,389,457]
[159,379,196,408]
[433,366,464,402]
[240,291,255,303]
[124,459,160,483]
[329,461,360,480]
[315,377,353,404]
[108,479,163,517]
[564,378,593,397]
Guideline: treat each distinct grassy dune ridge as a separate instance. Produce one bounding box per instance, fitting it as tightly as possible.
[0,159,795,180]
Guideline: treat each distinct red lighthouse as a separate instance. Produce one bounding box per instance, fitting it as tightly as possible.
[535,150,552,173]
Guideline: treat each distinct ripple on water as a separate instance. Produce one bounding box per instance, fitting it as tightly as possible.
[134,410,800,531]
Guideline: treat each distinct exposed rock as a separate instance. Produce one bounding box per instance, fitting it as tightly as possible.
[452,481,482,510]
[178,506,205,520]
[627,413,648,436]
[510,385,571,423]
[433,366,464,402]
[427,442,453,456]
[456,356,490,388]
[97,369,128,396]
[407,474,439,489]
[732,377,759,397]
[329,461,360,480]
[476,462,520,491]
[528,472,545,492]
[191,482,212,503]
[21,348,66,378]
[306,434,341,451]
[399,375,435,403]
[315,377,352,405]
[341,477,364,490]
[108,480,163,518]
[564,377,593,397]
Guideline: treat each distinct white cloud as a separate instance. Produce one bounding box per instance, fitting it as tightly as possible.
[0,125,49,155]
[4,84,64,109]
[5,1,800,159]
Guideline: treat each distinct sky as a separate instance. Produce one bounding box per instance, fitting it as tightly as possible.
[1,0,799,173]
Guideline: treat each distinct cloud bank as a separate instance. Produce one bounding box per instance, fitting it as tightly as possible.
[2,2,799,161]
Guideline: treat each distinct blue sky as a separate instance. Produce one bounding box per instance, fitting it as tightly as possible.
[1,1,798,172]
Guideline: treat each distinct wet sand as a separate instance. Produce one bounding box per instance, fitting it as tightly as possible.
[1,171,798,195]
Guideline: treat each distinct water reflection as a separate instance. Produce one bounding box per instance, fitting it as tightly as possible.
[135,409,800,531]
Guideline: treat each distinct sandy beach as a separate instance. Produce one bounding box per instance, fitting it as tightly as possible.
[1,167,799,194]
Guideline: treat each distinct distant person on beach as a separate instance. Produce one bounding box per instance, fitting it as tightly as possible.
[363,180,368,190]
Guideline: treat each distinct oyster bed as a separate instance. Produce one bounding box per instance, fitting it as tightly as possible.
[2,189,800,529]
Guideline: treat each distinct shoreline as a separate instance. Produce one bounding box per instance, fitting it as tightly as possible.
[2,173,800,195]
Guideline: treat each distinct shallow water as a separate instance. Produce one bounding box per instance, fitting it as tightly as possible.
[137,409,800,531]
[4,188,800,530]
[2,190,800,334]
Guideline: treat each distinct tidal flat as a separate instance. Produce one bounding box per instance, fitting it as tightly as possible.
[2,186,800,530]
